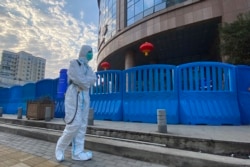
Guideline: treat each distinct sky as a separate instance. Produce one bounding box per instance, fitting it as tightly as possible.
[0,0,99,79]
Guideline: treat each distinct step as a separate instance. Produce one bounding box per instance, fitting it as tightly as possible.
[0,123,249,167]
[0,117,249,158]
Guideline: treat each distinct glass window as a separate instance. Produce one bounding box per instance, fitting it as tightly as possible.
[134,0,143,15]
[127,18,134,26]
[126,0,188,26]
[134,13,143,22]
[112,3,116,17]
[143,0,154,9]
[127,5,134,19]
[155,0,165,5]
[128,0,134,7]
[99,0,117,42]
[144,7,153,17]
[155,2,166,12]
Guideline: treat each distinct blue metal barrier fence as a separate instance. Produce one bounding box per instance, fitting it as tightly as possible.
[0,62,249,125]
[178,62,241,125]
[236,65,250,125]
[123,65,179,124]
[90,70,123,121]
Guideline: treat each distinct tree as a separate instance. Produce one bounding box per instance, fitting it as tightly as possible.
[220,12,250,65]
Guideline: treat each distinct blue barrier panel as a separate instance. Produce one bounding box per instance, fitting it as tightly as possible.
[57,69,68,98]
[178,62,240,125]
[0,88,10,113]
[236,65,250,125]
[21,83,36,115]
[123,65,179,124]
[7,86,23,114]
[90,70,123,121]
[54,69,67,118]
[53,78,59,100]
[55,97,65,118]
[36,79,56,100]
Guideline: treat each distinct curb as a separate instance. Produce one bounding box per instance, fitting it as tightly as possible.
[0,117,249,156]
[0,123,249,167]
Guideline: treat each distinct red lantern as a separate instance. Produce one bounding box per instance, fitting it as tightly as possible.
[100,61,110,70]
[139,42,154,56]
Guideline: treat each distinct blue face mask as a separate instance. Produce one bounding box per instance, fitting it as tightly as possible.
[86,52,93,61]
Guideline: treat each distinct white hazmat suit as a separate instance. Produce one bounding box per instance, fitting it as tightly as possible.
[55,45,96,162]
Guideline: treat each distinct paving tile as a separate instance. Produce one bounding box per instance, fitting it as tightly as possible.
[0,131,166,167]
[34,160,60,167]
[10,163,31,167]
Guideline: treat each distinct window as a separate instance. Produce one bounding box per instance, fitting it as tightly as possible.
[127,5,134,19]
[135,0,143,15]
[144,0,154,9]
[155,2,166,11]
[99,0,116,43]
[126,0,188,26]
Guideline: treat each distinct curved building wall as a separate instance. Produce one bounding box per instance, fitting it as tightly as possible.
[97,0,250,70]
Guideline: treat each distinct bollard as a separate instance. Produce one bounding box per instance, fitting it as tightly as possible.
[45,107,51,121]
[17,107,22,119]
[88,108,94,126]
[157,109,167,133]
[0,107,2,117]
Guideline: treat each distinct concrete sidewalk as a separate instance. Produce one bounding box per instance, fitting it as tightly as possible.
[3,114,250,142]
[0,114,250,167]
[0,132,165,167]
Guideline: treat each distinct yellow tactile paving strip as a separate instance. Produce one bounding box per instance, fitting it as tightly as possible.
[0,145,66,167]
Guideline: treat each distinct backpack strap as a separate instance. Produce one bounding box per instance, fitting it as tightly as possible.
[76,59,81,66]
[68,60,81,85]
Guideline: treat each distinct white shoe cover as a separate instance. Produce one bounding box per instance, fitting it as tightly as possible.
[55,149,64,162]
[72,151,93,161]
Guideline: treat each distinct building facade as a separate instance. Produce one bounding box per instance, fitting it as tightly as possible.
[97,0,250,70]
[0,50,46,87]
[0,50,17,79]
[16,51,46,82]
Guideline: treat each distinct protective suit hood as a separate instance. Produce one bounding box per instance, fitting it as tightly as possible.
[78,45,93,63]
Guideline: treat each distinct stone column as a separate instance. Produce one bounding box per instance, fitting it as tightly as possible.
[45,107,51,121]
[88,108,94,126]
[17,107,22,119]
[157,109,167,133]
[125,51,135,92]
[0,107,2,117]
[118,0,126,30]
[125,50,135,70]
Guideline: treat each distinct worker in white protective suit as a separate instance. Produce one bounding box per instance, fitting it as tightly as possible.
[55,45,96,162]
